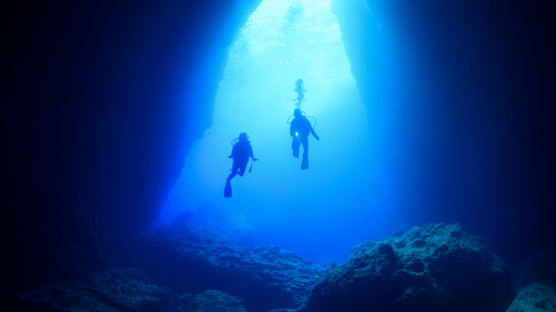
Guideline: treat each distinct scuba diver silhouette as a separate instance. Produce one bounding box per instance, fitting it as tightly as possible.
[290,108,319,170]
[224,133,258,198]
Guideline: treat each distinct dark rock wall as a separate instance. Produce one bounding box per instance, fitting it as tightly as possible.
[332,0,556,263]
[3,0,260,300]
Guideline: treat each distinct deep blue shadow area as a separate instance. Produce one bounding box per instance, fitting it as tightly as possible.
[333,0,556,266]
[3,0,261,303]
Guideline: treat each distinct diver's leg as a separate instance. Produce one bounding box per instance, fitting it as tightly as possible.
[224,177,232,197]
[292,139,300,158]
[225,161,239,198]
[238,160,248,176]
[228,160,239,180]
[301,137,309,169]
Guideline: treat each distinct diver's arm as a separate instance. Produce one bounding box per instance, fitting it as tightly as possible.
[249,145,259,161]
[228,145,236,158]
[290,121,295,137]
[311,127,320,140]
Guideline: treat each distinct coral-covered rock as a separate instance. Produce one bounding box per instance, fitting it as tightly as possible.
[138,224,324,312]
[21,282,121,312]
[506,283,556,312]
[299,223,512,312]
[20,268,181,312]
[20,269,248,312]
[186,290,246,312]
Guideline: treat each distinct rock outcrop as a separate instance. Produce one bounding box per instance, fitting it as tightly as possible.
[506,249,556,312]
[20,268,181,311]
[20,224,521,311]
[20,214,323,312]
[506,283,556,312]
[188,290,247,312]
[138,224,324,312]
[299,223,512,312]
[20,268,247,312]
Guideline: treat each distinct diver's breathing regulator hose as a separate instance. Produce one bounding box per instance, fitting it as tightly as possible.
[286,115,295,125]
[307,115,317,128]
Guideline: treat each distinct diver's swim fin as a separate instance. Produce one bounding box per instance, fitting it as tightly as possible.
[301,156,308,170]
[224,179,232,198]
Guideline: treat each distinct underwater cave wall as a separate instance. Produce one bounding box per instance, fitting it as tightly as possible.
[332,0,556,263]
[4,0,261,299]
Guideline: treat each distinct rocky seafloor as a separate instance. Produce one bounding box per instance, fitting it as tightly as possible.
[21,223,555,311]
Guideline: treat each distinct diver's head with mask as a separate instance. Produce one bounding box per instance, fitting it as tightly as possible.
[238,132,249,142]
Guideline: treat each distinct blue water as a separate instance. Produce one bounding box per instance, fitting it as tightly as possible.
[151,0,551,266]
[155,0,405,263]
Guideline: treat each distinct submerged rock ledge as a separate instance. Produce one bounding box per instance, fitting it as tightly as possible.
[137,223,325,311]
[21,268,247,312]
[21,223,528,312]
[506,283,556,312]
[298,223,512,312]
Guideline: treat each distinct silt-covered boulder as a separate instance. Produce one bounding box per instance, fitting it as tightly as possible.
[138,218,324,312]
[20,269,248,312]
[20,268,182,311]
[506,283,556,312]
[186,289,247,312]
[299,223,512,312]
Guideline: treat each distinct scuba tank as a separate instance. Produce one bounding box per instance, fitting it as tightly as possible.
[287,109,318,129]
